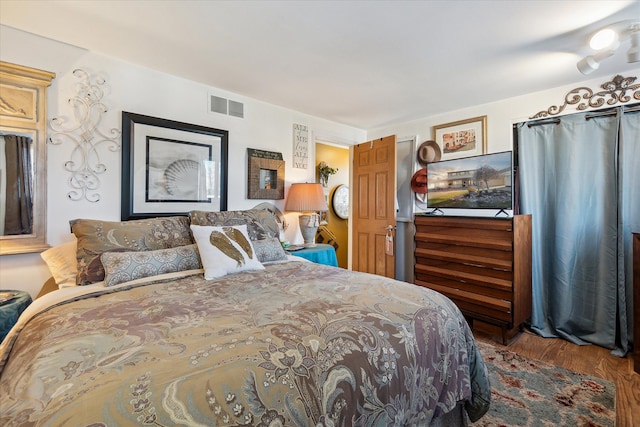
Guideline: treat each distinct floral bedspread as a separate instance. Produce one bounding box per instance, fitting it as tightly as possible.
[0,260,490,426]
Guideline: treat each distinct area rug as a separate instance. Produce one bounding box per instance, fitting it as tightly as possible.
[472,341,616,427]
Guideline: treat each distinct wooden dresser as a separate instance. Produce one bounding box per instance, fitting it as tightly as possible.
[414,214,532,343]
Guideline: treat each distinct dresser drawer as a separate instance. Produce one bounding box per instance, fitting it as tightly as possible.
[414,214,531,342]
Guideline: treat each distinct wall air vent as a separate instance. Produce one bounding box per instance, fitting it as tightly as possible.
[209,94,244,118]
[210,95,228,114]
[228,100,244,118]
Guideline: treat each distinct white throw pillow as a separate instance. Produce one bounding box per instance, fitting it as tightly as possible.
[190,224,264,279]
[40,240,78,288]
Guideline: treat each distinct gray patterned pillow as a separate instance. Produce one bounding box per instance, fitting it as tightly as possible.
[253,237,288,263]
[101,244,202,287]
[189,209,279,241]
[71,216,193,285]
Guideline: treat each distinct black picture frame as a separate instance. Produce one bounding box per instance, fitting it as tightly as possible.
[121,112,228,220]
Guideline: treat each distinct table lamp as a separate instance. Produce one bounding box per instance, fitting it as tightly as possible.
[284,183,328,246]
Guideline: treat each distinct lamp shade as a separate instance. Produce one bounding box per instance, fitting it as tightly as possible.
[285,183,328,213]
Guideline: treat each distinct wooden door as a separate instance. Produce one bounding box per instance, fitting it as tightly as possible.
[351,135,396,278]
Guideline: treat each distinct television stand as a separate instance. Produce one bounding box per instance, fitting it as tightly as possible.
[413,215,532,344]
[494,209,510,217]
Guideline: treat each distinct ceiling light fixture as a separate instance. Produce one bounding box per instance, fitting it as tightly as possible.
[589,28,619,50]
[577,21,640,75]
[577,50,616,74]
[627,24,640,63]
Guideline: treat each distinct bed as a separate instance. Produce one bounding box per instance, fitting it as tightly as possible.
[0,209,490,426]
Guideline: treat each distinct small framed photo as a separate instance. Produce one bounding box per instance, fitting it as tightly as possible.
[247,148,285,199]
[121,112,228,220]
[433,115,487,160]
[319,210,328,225]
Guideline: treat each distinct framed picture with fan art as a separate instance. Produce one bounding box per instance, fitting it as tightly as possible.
[121,112,228,220]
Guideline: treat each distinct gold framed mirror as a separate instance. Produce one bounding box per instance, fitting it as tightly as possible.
[0,61,55,255]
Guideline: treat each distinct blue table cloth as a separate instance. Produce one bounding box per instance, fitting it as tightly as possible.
[0,290,32,342]
[289,243,338,267]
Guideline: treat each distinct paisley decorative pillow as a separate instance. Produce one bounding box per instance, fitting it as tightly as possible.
[70,216,193,285]
[189,209,279,241]
[253,237,288,263]
[101,244,202,287]
[190,224,264,279]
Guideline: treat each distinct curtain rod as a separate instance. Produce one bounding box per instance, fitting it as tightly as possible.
[586,104,640,120]
[526,118,560,128]
[585,109,618,120]
[526,103,640,126]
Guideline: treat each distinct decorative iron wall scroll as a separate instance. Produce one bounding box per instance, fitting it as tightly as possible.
[530,75,640,119]
[49,69,121,202]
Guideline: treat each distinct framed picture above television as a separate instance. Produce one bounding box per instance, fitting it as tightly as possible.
[426,151,512,212]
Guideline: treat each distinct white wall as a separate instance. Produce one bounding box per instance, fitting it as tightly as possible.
[0,26,366,297]
[2,25,638,298]
[367,67,640,217]
[371,74,640,282]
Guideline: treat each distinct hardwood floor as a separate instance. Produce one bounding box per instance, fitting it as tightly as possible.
[474,328,640,427]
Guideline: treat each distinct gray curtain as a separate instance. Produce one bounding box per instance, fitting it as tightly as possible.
[517,107,639,355]
[619,111,640,352]
[4,134,33,235]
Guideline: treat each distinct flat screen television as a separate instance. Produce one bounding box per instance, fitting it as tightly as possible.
[426,151,513,211]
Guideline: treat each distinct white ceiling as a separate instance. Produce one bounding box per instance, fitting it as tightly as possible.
[1,0,639,129]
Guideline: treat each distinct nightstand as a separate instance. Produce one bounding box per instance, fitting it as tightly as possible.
[288,243,338,267]
[0,290,32,342]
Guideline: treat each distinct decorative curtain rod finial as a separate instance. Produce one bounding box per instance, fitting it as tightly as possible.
[530,75,640,119]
